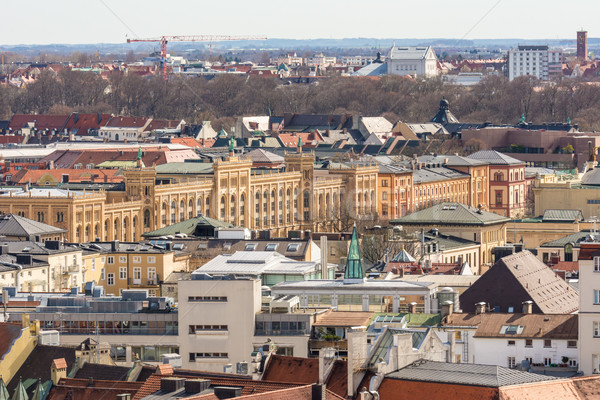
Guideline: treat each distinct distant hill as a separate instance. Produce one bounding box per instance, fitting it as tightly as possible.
[1,37,598,56]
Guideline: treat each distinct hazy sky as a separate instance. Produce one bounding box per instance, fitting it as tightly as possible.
[1,0,596,45]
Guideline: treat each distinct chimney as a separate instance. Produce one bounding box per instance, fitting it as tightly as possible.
[51,358,68,385]
[441,300,454,318]
[475,302,486,314]
[111,240,120,252]
[213,387,242,400]
[446,331,456,363]
[160,378,185,392]
[311,384,326,400]
[49,160,54,169]
[347,327,368,398]
[184,379,210,394]
[320,236,328,279]
[409,302,417,314]
[522,300,533,314]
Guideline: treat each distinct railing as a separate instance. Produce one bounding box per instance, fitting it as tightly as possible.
[309,339,348,351]
[128,276,161,286]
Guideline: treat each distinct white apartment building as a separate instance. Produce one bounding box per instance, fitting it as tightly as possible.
[508,45,563,81]
[387,46,438,77]
[578,241,600,374]
[178,275,313,372]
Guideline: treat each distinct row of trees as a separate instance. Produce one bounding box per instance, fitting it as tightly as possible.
[2,71,600,131]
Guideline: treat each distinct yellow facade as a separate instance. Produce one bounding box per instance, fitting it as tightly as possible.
[0,317,39,384]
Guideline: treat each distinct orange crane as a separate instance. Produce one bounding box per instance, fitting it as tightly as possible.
[126,35,268,80]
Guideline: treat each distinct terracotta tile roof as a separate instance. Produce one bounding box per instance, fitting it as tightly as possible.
[9,114,69,131]
[313,310,373,327]
[63,113,112,134]
[261,355,319,384]
[171,137,205,148]
[156,364,173,375]
[133,373,300,400]
[499,379,585,400]
[550,261,579,273]
[52,358,68,369]
[11,168,124,184]
[144,119,183,132]
[323,361,347,398]
[377,378,499,400]
[48,377,143,400]
[571,375,600,398]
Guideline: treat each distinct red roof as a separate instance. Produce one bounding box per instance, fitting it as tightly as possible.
[0,135,24,145]
[11,168,124,184]
[262,355,319,384]
[171,137,214,149]
[550,261,579,273]
[52,358,68,369]
[63,113,112,135]
[8,114,70,131]
[47,377,143,400]
[143,119,183,132]
[105,116,149,128]
[276,131,323,147]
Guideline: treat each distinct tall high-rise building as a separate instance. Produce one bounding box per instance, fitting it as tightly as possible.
[577,30,588,61]
[508,45,563,81]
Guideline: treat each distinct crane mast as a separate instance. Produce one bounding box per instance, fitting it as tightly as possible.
[126,35,267,80]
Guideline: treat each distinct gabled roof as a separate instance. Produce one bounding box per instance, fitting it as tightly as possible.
[459,251,579,314]
[352,62,388,76]
[313,310,373,327]
[246,148,285,164]
[392,248,416,263]
[539,231,591,248]
[9,114,70,131]
[392,203,510,226]
[0,213,67,237]
[384,360,557,388]
[142,215,234,238]
[541,209,584,222]
[261,355,318,383]
[194,251,317,276]
[467,150,524,165]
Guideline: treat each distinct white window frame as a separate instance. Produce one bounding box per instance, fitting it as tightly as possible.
[508,356,516,368]
[133,267,141,281]
[148,256,156,264]
[595,290,600,305]
[107,273,115,286]
[119,267,127,280]
[594,256,600,272]
[133,256,141,264]
[594,322,600,337]
[100,268,105,281]
[119,256,127,263]
[148,267,157,281]
[107,256,114,264]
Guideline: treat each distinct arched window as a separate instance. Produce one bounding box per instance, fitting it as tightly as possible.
[230,195,236,223]
[94,224,99,239]
[255,192,261,227]
[240,194,245,226]
[205,197,210,217]
[171,201,176,224]
[294,188,298,220]
[189,199,194,219]
[85,225,90,242]
[263,191,268,226]
[220,196,226,220]
[104,219,109,240]
[286,188,291,223]
[180,200,185,221]
[271,190,276,225]
[303,191,310,221]
[162,202,167,225]
[144,209,151,228]
[197,197,203,216]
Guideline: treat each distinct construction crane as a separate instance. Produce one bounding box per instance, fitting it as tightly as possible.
[126,35,268,80]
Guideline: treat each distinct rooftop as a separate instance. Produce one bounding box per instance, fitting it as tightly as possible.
[392,203,510,227]
[385,359,558,387]
[467,150,524,166]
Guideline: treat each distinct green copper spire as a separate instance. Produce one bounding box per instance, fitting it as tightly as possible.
[31,379,45,400]
[567,116,572,125]
[519,113,526,124]
[344,225,364,283]
[137,146,142,160]
[229,137,235,153]
[12,378,27,400]
[0,377,9,400]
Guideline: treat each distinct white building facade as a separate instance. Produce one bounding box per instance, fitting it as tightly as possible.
[508,45,563,81]
[578,242,600,375]
[387,46,438,78]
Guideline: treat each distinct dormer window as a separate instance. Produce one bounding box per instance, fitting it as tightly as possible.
[245,243,257,251]
[265,243,278,252]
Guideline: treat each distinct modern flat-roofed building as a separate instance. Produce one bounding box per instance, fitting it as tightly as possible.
[508,45,563,81]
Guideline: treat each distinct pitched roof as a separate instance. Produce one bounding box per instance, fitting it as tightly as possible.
[0,214,67,237]
[344,225,364,281]
[52,358,67,369]
[385,359,558,387]
[467,150,524,165]
[313,310,373,327]
[261,355,319,384]
[9,114,70,131]
[48,378,143,400]
[392,203,510,226]
[0,323,23,360]
[459,251,579,314]
[541,209,584,222]
[194,251,317,276]
[142,215,234,238]
[246,148,285,164]
[540,231,591,248]
[73,363,131,381]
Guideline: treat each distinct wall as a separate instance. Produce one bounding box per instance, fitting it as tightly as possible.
[0,320,38,384]
[474,337,578,368]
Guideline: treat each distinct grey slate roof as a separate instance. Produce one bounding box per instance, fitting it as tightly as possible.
[467,150,524,165]
[0,214,67,238]
[386,359,558,387]
[539,231,591,248]
[541,209,584,222]
[142,215,234,238]
[155,162,214,175]
[416,154,486,167]
[581,167,600,185]
[412,167,469,184]
[246,148,284,164]
[392,203,510,226]
[352,63,388,76]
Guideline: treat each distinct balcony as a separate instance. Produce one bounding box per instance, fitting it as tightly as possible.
[309,339,348,352]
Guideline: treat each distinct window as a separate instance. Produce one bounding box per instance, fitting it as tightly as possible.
[188,296,227,302]
[507,340,515,346]
[107,256,114,264]
[133,256,141,263]
[508,357,516,368]
[189,325,228,333]
[595,290,600,304]
[189,352,228,361]
[544,357,552,366]
[148,267,156,282]
[525,339,533,347]
[107,273,115,286]
[595,256,600,272]
[287,243,300,252]
[594,322,600,337]
[454,331,462,341]
[567,340,577,348]
[382,179,388,187]
[119,256,127,263]
[100,268,105,281]
[544,339,552,348]
[148,256,156,264]
[133,267,141,280]
[119,267,127,280]
[265,243,278,251]
[245,243,257,251]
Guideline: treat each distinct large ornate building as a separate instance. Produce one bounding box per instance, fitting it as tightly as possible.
[0,148,378,242]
